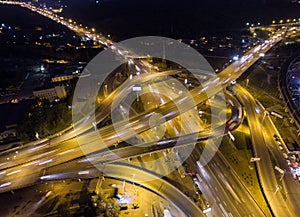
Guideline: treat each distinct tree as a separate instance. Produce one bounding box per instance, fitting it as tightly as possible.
[17,99,72,142]
[93,194,120,217]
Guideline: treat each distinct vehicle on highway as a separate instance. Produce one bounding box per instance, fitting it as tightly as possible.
[273,134,280,141]
[202,200,211,214]
[194,184,202,195]
[132,202,139,209]
[120,203,128,210]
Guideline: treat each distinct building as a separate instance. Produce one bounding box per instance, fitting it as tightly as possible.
[51,74,74,83]
[33,86,67,102]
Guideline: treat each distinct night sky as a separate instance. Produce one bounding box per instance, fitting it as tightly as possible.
[57,0,299,39]
[1,0,299,39]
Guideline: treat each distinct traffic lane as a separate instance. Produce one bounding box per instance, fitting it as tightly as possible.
[261,114,300,215]
[199,162,243,217]
[234,85,294,217]
[0,166,43,193]
[195,148,263,217]
[211,152,265,216]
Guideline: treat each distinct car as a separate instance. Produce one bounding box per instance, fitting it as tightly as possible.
[192,174,197,181]
[194,184,202,194]
[194,180,201,189]
[132,203,139,209]
[120,204,128,210]
[273,134,279,141]
[206,201,210,207]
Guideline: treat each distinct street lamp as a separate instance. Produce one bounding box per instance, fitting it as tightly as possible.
[131,174,136,195]
[35,132,40,140]
[259,53,265,58]
[133,85,142,102]
[269,185,282,203]
[228,131,235,141]
[246,78,249,88]
[262,110,269,121]
[233,55,239,61]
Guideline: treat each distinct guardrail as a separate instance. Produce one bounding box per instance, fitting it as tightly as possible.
[278,53,300,133]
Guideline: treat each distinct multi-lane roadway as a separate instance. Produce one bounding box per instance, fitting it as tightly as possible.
[234,85,300,217]
[1,1,298,216]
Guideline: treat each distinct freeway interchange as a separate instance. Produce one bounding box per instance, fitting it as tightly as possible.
[0,1,299,217]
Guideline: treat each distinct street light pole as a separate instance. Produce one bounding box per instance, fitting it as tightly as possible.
[269,185,281,203]
[246,78,249,88]
[262,110,269,121]
[123,180,126,193]
[131,174,136,196]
